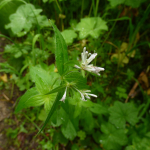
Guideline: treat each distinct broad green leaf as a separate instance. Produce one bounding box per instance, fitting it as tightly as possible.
[89,103,108,115]
[64,71,88,89]
[109,101,139,128]
[60,102,78,140]
[61,120,77,140]
[50,21,68,75]
[50,109,62,127]
[76,17,108,39]
[44,93,57,113]
[61,29,77,45]
[5,4,42,36]
[30,66,60,94]
[107,0,124,7]
[37,15,49,28]
[107,0,146,8]
[100,123,128,150]
[34,74,50,94]
[80,108,94,132]
[15,87,43,113]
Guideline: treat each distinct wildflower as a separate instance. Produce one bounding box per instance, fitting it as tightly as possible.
[60,87,67,102]
[74,47,104,76]
[75,88,97,101]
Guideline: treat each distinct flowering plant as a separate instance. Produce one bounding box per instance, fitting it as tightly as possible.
[15,21,104,135]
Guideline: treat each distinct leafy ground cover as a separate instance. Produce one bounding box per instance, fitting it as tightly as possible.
[0,0,150,150]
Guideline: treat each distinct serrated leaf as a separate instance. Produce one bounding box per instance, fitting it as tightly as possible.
[61,120,77,140]
[30,66,60,94]
[89,103,108,115]
[50,21,68,75]
[100,123,128,150]
[76,17,108,39]
[5,4,42,36]
[61,29,77,45]
[109,101,139,128]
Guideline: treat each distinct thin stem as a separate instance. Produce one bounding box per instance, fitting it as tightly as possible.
[55,0,62,12]
[92,0,96,17]
[88,2,93,17]
[95,0,99,17]
[81,70,85,78]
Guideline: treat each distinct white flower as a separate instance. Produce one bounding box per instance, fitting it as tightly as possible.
[74,47,104,76]
[60,87,67,102]
[75,88,97,101]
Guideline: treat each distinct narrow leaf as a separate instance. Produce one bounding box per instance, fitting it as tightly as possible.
[36,91,63,136]
[50,20,68,75]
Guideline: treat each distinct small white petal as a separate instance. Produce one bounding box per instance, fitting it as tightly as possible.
[74,65,81,69]
[88,94,97,98]
[60,88,67,102]
[87,53,97,64]
[85,95,91,99]
[96,67,105,71]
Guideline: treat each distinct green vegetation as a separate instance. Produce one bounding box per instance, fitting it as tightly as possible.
[0,0,150,149]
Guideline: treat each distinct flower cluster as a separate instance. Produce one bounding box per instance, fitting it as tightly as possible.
[60,87,97,102]
[74,47,104,76]
[60,47,104,102]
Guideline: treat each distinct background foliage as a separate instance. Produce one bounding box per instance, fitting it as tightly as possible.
[0,0,150,150]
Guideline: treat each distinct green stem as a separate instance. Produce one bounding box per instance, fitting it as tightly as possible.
[55,0,62,12]
[92,0,96,17]
[88,2,93,17]
[81,70,85,78]
[95,0,99,17]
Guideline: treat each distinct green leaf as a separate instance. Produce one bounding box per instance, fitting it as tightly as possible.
[80,108,94,132]
[5,4,42,36]
[107,0,125,7]
[15,87,44,113]
[30,66,60,94]
[36,91,63,136]
[44,93,57,113]
[61,119,77,140]
[61,29,77,45]
[77,130,86,140]
[76,17,108,39]
[60,102,78,140]
[107,0,146,8]
[109,101,139,128]
[100,123,128,150]
[50,20,68,75]
[89,103,108,115]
